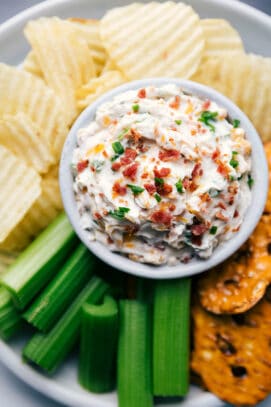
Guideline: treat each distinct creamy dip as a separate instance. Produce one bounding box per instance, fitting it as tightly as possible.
[72,85,253,266]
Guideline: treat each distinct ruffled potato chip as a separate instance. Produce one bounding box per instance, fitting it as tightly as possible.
[0,145,41,243]
[192,53,271,142]
[24,17,96,125]
[77,70,125,111]
[100,2,204,80]
[0,113,55,173]
[201,19,244,59]
[0,176,63,251]
[0,63,68,160]
[22,51,43,78]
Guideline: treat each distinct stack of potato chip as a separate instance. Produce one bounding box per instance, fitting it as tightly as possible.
[1,1,270,271]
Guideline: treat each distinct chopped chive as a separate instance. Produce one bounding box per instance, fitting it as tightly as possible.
[127,184,144,195]
[109,207,130,220]
[112,141,124,155]
[230,158,239,168]
[229,175,235,182]
[110,154,119,162]
[154,193,162,202]
[209,226,218,235]
[176,179,184,193]
[238,175,243,180]
[175,119,182,125]
[208,188,220,198]
[247,174,254,189]
[118,128,130,140]
[132,104,140,113]
[233,119,240,128]
[232,151,238,155]
[198,111,218,132]
[91,159,105,172]
[154,177,164,186]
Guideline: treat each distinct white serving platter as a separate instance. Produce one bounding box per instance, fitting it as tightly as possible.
[0,0,270,406]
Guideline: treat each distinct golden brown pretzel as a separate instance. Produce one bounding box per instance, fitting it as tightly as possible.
[198,215,271,314]
[191,292,271,406]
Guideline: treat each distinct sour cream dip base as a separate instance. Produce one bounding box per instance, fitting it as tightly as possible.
[60,78,268,279]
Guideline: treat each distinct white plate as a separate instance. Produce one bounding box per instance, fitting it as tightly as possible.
[0,1,270,406]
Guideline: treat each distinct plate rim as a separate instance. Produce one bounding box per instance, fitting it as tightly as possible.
[0,0,270,406]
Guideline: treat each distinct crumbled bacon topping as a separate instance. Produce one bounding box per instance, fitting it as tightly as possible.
[169,95,180,109]
[191,224,208,236]
[154,167,171,178]
[150,210,172,226]
[192,163,203,179]
[112,181,127,196]
[159,149,180,162]
[138,88,146,98]
[111,161,122,172]
[77,160,88,173]
[120,148,138,165]
[122,162,139,180]
[157,183,173,196]
[94,212,103,220]
[144,183,156,195]
[216,211,229,221]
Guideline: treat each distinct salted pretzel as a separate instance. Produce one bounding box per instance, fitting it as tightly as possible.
[191,291,271,406]
[198,215,271,314]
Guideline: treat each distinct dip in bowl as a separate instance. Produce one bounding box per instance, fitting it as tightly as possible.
[60,79,268,279]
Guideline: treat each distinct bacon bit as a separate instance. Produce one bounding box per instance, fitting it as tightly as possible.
[168,203,176,212]
[157,183,173,196]
[191,224,208,236]
[123,162,139,180]
[192,163,203,179]
[217,160,229,177]
[154,167,171,178]
[111,161,122,172]
[103,210,108,216]
[202,99,211,110]
[144,183,156,195]
[138,88,146,98]
[232,226,241,232]
[182,176,198,192]
[191,235,202,246]
[228,184,238,194]
[137,139,148,153]
[169,95,180,109]
[150,210,172,226]
[99,193,104,198]
[191,128,197,136]
[159,149,180,162]
[228,195,234,206]
[216,211,229,222]
[141,172,148,179]
[107,237,114,244]
[212,149,220,160]
[128,128,142,144]
[90,166,95,172]
[200,193,211,203]
[94,212,103,220]
[112,181,127,196]
[77,160,88,173]
[120,148,137,165]
[217,201,227,210]
[102,150,109,158]
[234,210,239,218]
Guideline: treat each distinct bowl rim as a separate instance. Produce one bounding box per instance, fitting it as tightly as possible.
[60,78,268,279]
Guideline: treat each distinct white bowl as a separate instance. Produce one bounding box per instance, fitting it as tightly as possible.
[60,78,268,279]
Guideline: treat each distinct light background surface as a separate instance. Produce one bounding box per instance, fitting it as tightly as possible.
[0,0,270,406]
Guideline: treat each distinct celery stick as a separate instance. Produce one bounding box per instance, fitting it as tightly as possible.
[79,295,118,393]
[23,276,108,374]
[118,296,152,407]
[0,287,22,340]
[23,244,95,332]
[1,213,78,309]
[153,278,191,396]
